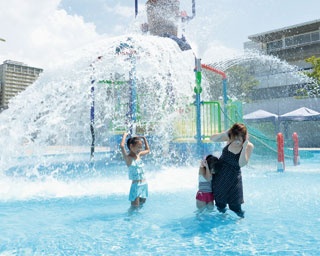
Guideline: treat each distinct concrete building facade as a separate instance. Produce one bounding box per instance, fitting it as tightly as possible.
[244,19,320,111]
[0,60,43,111]
[244,19,320,102]
[243,20,320,147]
[247,19,320,67]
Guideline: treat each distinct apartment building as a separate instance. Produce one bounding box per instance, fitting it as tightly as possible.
[243,20,320,147]
[244,19,320,101]
[247,19,320,64]
[0,60,43,111]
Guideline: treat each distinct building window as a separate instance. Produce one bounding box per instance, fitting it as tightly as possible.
[285,31,319,48]
[285,37,294,47]
[267,40,283,51]
[295,34,311,45]
[311,31,320,41]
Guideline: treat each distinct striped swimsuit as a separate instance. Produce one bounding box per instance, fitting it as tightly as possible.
[196,175,214,203]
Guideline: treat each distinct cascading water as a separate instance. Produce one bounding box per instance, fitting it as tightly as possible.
[0,34,316,178]
[0,35,198,172]
[201,50,317,156]
[202,50,315,99]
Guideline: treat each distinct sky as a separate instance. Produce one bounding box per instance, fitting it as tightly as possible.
[0,0,319,70]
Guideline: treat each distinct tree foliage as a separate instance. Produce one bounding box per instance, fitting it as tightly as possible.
[202,64,258,103]
[305,56,320,82]
[296,56,320,97]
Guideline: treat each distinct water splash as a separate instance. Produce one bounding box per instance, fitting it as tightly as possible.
[0,33,316,173]
[0,35,198,171]
[206,50,313,85]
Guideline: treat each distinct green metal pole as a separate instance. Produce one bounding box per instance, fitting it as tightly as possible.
[222,78,228,130]
[194,58,203,156]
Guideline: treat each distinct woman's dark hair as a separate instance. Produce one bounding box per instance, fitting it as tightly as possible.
[228,123,247,142]
[126,137,141,149]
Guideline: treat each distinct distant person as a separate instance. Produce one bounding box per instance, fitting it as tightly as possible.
[210,123,254,218]
[146,0,179,37]
[196,155,220,213]
[144,0,191,51]
[120,133,150,212]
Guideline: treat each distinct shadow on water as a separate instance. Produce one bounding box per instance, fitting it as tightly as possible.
[163,211,241,237]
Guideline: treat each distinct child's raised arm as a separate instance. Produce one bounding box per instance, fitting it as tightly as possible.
[199,159,212,181]
[139,136,150,156]
[120,133,131,166]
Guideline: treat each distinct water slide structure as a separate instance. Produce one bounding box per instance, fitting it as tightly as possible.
[84,0,305,162]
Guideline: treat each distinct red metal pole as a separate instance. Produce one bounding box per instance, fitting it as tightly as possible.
[201,64,227,79]
[277,133,285,172]
[292,132,300,166]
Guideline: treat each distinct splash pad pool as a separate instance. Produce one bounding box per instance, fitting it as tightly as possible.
[1,151,320,255]
[1,2,320,255]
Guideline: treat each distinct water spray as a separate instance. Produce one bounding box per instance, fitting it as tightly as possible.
[89,56,103,160]
[201,64,228,130]
[90,79,95,160]
[194,58,202,156]
[89,39,139,160]
[135,0,138,18]
[128,54,137,135]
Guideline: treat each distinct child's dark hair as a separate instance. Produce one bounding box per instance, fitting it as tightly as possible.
[206,154,220,174]
[126,137,141,149]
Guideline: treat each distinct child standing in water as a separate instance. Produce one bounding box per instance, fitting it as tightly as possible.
[120,133,150,211]
[196,155,219,213]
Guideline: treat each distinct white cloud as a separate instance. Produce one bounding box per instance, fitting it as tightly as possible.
[202,42,240,64]
[0,0,101,69]
[114,5,133,18]
[103,3,133,18]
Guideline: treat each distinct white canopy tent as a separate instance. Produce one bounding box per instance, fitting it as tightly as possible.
[243,109,278,122]
[243,109,279,135]
[279,107,320,121]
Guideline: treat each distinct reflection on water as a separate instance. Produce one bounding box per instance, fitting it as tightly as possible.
[0,155,320,255]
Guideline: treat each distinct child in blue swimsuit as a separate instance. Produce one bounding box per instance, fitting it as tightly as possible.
[120,133,150,211]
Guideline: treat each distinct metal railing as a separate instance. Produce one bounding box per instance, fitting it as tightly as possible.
[173,101,222,141]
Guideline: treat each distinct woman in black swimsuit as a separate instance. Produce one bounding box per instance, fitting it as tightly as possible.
[210,123,254,218]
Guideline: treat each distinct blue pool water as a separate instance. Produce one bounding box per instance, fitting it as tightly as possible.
[1,152,320,255]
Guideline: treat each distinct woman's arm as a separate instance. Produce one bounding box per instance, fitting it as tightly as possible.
[138,136,150,156]
[210,130,229,142]
[238,140,254,167]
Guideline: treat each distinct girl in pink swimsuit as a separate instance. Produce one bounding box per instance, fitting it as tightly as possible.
[196,155,219,212]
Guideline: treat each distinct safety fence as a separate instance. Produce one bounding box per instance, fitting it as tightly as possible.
[173,101,222,141]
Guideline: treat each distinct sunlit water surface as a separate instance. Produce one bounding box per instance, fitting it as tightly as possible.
[1,152,319,255]
[0,29,318,256]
